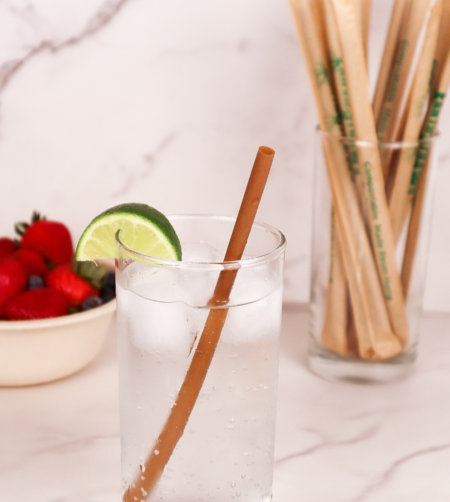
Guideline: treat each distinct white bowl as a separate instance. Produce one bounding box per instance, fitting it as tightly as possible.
[0,299,116,386]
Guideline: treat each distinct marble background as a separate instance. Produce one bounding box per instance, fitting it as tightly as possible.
[0,0,449,309]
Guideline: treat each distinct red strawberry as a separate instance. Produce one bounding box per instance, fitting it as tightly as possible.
[16,212,73,265]
[9,249,49,278]
[0,237,17,260]
[46,263,99,307]
[0,259,28,317]
[3,288,68,320]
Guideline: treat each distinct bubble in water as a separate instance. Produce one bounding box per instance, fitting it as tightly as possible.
[140,464,146,473]
[227,425,235,431]
[154,450,160,456]
[229,482,236,488]
[241,474,246,479]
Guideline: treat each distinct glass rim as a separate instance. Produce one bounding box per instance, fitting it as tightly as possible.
[115,213,287,270]
[317,127,439,149]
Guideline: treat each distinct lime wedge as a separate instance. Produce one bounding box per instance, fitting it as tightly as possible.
[75,203,182,261]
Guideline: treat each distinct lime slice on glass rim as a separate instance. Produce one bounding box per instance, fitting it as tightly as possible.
[75,203,182,262]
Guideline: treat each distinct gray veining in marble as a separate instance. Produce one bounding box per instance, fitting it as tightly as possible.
[0,0,449,309]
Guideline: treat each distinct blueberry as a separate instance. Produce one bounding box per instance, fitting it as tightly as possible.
[104,271,116,290]
[81,296,104,311]
[100,287,116,303]
[27,275,44,289]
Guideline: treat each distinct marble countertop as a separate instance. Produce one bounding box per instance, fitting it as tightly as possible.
[1,304,450,502]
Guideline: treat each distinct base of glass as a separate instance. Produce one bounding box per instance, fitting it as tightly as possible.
[308,343,416,385]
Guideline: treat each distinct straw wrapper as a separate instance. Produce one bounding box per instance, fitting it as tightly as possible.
[388,0,442,242]
[372,0,411,123]
[332,0,409,347]
[377,0,431,178]
[402,48,450,296]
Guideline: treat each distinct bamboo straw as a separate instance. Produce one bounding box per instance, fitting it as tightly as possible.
[123,146,275,502]
[372,0,411,123]
[377,0,431,178]
[332,0,409,347]
[402,47,450,296]
[289,0,402,359]
[388,0,442,243]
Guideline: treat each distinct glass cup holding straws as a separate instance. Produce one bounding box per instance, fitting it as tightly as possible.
[308,130,439,383]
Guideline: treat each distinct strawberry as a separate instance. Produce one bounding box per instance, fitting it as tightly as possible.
[9,249,49,278]
[0,237,17,260]
[46,263,100,307]
[16,211,73,265]
[0,259,28,317]
[3,288,68,320]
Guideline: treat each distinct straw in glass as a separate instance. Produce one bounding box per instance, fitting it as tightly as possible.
[122,146,275,502]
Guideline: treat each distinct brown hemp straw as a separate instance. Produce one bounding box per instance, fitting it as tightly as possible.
[123,146,275,502]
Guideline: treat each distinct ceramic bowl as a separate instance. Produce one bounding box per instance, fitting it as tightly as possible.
[0,299,116,386]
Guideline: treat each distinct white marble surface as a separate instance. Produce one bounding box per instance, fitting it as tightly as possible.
[0,0,450,309]
[2,304,450,501]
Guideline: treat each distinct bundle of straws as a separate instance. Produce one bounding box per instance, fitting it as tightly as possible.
[289,0,450,360]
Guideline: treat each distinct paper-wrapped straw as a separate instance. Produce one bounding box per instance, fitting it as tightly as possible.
[388,0,442,243]
[320,0,366,355]
[402,46,450,296]
[321,213,349,356]
[289,0,402,359]
[332,0,409,347]
[372,0,411,123]
[376,0,431,177]
[356,0,373,64]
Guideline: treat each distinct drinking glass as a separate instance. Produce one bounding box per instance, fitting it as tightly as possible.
[309,130,439,384]
[116,214,286,501]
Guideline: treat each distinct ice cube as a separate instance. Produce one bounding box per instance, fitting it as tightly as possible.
[181,242,223,263]
[228,264,278,305]
[120,260,180,303]
[220,288,283,344]
[177,268,219,307]
[116,284,192,357]
[176,242,224,307]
